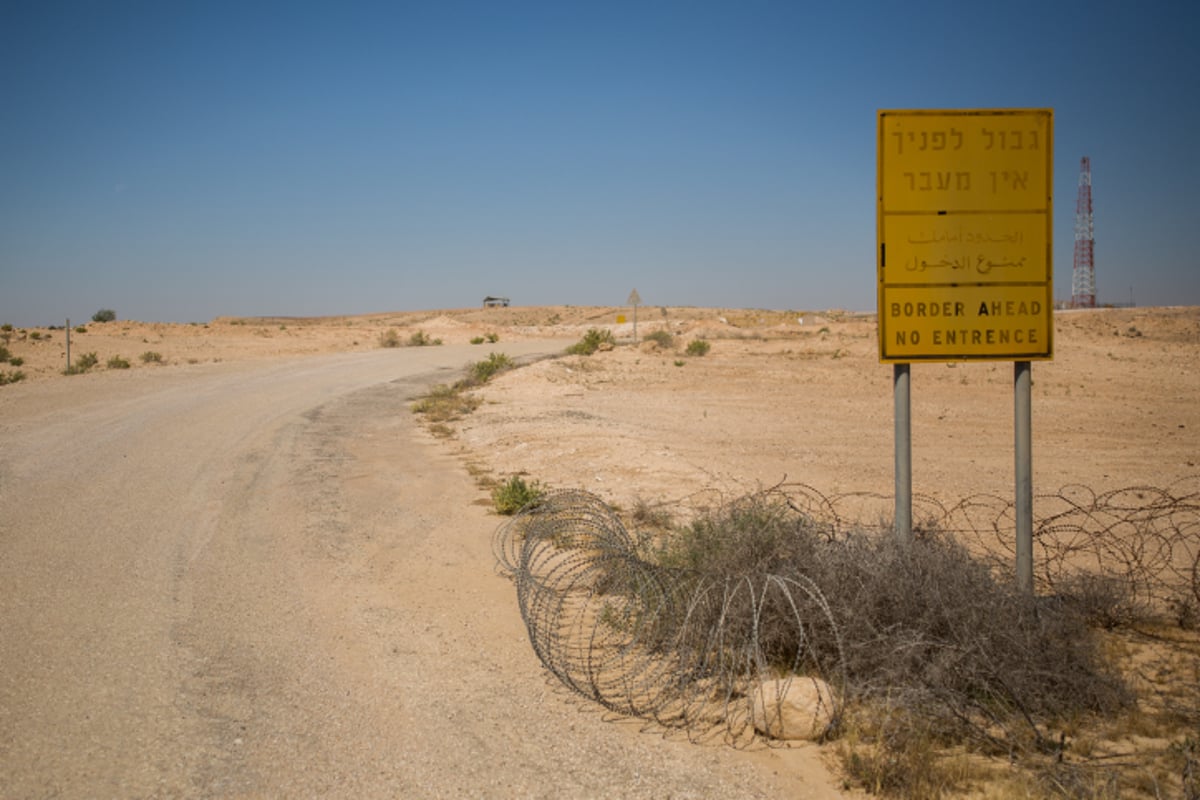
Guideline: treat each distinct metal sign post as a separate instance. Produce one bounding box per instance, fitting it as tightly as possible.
[627,289,642,342]
[894,364,912,541]
[877,108,1053,592]
[1014,361,1033,592]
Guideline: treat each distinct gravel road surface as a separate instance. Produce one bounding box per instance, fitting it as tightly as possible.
[0,344,845,798]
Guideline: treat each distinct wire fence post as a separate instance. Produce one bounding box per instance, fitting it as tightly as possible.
[65,318,70,369]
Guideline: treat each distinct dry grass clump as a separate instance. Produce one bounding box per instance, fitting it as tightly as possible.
[406,330,442,346]
[411,384,481,422]
[643,329,675,349]
[411,353,513,426]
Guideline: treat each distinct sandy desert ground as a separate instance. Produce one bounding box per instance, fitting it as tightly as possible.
[1,304,1197,797]
[9,303,1194,504]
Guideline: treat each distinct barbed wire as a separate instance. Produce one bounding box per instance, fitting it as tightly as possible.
[494,489,844,744]
[494,480,1199,744]
[779,478,1200,622]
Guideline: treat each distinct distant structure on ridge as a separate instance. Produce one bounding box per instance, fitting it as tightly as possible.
[1070,156,1096,308]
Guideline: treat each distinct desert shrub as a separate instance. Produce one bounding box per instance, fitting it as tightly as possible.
[107,355,131,369]
[8,357,23,367]
[0,370,26,385]
[29,331,42,341]
[411,384,480,422]
[685,338,711,356]
[64,352,99,374]
[566,328,615,356]
[140,351,163,363]
[652,492,1131,781]
[837,706,985,798]
[492,475,544,515]
[0,345,10,362]
[469,336,485,345]
[91,309,116,323]
[74,326,87,334]
[629,497,674,532]
[407,330,442,346]
[467,352,513,385]
[378,328,401,348]
[486,332,500,343]
[1053,572,1143,630]
[644,329,675,348]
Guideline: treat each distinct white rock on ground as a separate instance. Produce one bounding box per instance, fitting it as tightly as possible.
[751,677,837,741]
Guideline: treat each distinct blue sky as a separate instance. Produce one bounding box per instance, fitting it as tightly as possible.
[2,0,1197,326]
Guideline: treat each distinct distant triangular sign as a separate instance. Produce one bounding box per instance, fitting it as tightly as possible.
[627,289,642,306]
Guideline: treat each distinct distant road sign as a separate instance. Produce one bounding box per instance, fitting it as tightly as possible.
[627,289,642,306]
[877,109,1053,362]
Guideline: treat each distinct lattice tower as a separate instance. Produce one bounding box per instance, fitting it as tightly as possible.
[1071,156,1096,308]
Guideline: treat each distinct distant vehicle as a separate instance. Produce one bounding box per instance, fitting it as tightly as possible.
[482,296,510,308]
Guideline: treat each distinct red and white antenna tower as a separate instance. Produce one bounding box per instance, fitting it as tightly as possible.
[1071,156,1096,308]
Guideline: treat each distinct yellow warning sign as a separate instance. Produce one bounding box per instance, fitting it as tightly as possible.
[877,109,1053,362]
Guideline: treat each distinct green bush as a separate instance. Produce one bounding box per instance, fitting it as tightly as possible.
[470,336,485,345]
[8,357,23,367]
[0,345,10,363]
[91,309,116,323]
[644,329,675,348]
[107,355,131,369]
[74,326,87,334]
[140,351,163,363]
[407,330,442,346]
[486,332,500,343]
[566,328,616,356]
[685,338,711,356]
[29,331,42,341]
[467,352,514,385]
[378,328,402,348]
[0,370,26,385]
[492,475,544,515]
[64,352,98,375]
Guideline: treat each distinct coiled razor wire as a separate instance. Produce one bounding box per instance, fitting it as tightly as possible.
[493,489,845,744]
[494,480,1200,743]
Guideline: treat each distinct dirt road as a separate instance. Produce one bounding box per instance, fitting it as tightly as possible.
[0,344,845,798]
